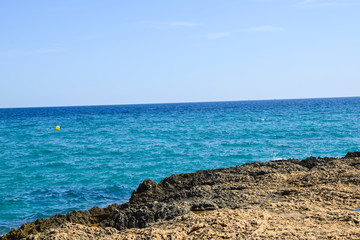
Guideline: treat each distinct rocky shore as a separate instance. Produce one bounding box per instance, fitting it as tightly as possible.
[2,152,360,239]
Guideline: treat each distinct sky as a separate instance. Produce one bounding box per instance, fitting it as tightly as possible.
[0,0,360,108]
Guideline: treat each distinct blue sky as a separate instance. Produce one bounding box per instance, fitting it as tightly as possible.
[1,0,360,108]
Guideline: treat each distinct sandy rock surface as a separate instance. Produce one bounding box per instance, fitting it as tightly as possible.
[2,152,360,239]
[26,207,360,240]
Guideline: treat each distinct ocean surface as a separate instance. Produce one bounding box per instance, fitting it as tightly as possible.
[1,97,360,235]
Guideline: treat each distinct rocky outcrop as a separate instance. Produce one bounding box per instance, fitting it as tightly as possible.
[0,205,119,240]
[2,152,360,239]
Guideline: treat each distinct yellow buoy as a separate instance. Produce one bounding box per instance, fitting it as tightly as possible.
[56,126,60,131]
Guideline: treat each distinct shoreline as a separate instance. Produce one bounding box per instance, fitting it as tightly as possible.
[2,152,360,239]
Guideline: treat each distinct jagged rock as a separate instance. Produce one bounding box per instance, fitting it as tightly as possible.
[129,179,164,204]
[0,205,118,240]
[2,152,360,240]
[100,202,190,230]
[345,151,360,158]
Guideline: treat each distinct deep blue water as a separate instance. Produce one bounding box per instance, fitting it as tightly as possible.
[1,97,360,235]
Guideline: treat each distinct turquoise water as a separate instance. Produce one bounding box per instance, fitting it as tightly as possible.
[1,97,360,235]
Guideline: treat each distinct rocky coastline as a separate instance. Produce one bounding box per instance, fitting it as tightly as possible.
[2,152,360,239]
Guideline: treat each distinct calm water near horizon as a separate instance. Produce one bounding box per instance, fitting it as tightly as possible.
[1,97,360,235]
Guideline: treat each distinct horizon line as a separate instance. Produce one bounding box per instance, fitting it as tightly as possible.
[1,95,359,110]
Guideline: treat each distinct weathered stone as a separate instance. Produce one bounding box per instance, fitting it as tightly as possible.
[2,152,360,239]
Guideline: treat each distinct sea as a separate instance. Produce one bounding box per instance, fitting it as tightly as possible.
[1,97,360,235]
